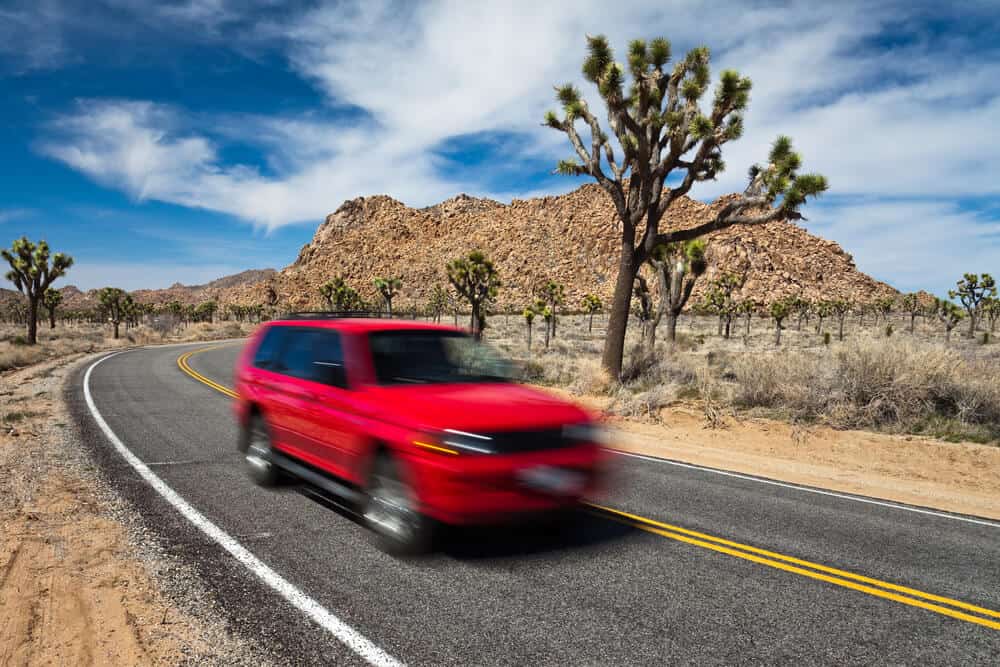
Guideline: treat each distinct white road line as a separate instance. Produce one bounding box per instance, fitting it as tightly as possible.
[610,449,1000,529]
[84,352,404,667]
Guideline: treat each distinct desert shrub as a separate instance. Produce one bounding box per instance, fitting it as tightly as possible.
[607,383,675,422]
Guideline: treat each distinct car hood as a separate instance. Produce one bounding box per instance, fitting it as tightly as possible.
[359,382,592,434]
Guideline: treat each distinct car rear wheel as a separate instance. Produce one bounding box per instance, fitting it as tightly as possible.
[363,454,431,555]
[241,414,282,487]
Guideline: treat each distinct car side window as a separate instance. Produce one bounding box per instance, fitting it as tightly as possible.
[312,330,348,389]
[252,327,287,370]
[278,329,317,380]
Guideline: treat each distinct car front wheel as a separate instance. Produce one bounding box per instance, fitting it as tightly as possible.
[240,414,282,487]
[363,454,431,555]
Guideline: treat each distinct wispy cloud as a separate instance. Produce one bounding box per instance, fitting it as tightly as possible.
[0,208,34,224]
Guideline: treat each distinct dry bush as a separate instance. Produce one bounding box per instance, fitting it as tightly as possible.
[727,339,1000,438]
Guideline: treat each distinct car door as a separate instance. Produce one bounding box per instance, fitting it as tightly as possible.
[300,329,364,482]
[244,325,298,449]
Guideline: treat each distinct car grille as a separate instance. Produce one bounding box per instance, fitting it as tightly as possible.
[481,428,574,454]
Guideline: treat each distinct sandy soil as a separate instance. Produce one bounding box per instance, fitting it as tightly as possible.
[0,353,260,665]
[559,389,1000,520]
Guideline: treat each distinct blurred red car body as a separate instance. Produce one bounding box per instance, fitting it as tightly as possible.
[232,317,607,553]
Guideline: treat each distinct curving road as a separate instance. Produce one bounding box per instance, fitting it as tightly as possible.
[69,342,1000,665]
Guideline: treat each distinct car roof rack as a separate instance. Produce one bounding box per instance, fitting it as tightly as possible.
[280,311,404,320]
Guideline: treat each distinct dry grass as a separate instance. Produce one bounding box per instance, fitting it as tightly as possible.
[0,321,254,373]
[480,311,1000,444]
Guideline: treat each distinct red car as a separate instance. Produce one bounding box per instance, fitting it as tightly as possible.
[233,316,607,553]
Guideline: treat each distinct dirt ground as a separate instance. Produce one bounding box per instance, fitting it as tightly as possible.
[559,389,1000,520]
[0,352,262,666]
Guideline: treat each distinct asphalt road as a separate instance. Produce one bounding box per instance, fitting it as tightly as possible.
[68,341,1000,665]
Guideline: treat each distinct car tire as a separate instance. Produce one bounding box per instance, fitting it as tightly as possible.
[240,414,282,487]
[363,454,432,555]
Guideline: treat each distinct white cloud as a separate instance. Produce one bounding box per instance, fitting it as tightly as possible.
[34,0,1000,291]
[0,208,34,224]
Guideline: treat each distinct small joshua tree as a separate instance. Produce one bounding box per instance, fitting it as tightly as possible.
[539,280,565,340]
[830,299,851,341]
[789,296,810,331]
[2,237,74,344]
[43,288,63,329]
[874,296,895,326]
[814,300,834,335]
[900,292,922,334]
[949,273,996,338]
[446,250,500,340]
[703,273,742,338]
[651,239,707,344]
[373,276,403,316]
[320,276,364,312]
[582,294,602,332]
[523,307,536,350]
[98,287,129,339]
[428,284,448,323]
[546,34,827,378]
[196,300,217,324]
[737,298,758,337]
[633,275,655,350]
[770,299,791,346]
[984,297,1000,334]
[935,298,964,342]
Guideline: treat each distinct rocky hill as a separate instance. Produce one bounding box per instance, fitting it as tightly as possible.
[224,184,896,312]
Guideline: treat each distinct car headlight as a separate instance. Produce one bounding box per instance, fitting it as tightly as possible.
[412,428,495,455]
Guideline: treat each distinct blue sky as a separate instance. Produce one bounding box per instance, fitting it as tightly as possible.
[2,0,999,294]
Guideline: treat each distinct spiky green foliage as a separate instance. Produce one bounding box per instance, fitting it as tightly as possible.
[446,250,500,339]
[702,272,743,338]
[42,288,63,329]
[2,237,74,344]
[949,273,997,337]
[982,297,1000,333]
[373,276,403,315]
[320,276,365,312]
[769,299,792,346]
[545,34,826,377]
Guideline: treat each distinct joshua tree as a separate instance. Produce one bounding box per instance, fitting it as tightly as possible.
[935,298,964,342]
[789,296,810,331]
[651,239,707,343]
[703,273,742,338]
[320,276,364,312]
[98,287,130,339]
[539,280,564,340]
[737,298,758,337]
[770,299,791,346]
[900,292,922,333]
[373,276,403,316]
[42,288,63,329]
[632,274,656,350]
[582,294,602,332]
[446,250,500,340]
[428,285,448,323]
[545,34,827,377]
[949,273,996,338]
[2,237,74,344]
[874,296,895,326]
[814,300,834,335]
[831,299,851,341]
[984,297,1000,334]
[196,300,217,324]
[523,307,536,350]
[541,305,553,349]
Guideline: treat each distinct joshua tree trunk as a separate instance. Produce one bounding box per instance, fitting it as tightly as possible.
[968,313,978,338]
[717,316,724,336]
[544,322,551,349]
[909,313,916,333]
[665,313,679,342]
[27,299,38,345]
[48,307,56,329]
[588,312,594,332]
[601,249,636,377]
[526,321,532,350]
[838,316,845,341]
[113,321,120,339]
[550,314,557,340]
[744,314,751,337]
[774,320,783,346]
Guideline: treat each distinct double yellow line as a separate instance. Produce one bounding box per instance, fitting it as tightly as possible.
[178,344,1000,632]
[177,347,239,399]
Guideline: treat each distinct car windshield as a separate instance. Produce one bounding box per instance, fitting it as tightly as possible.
[369,330,514,385]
